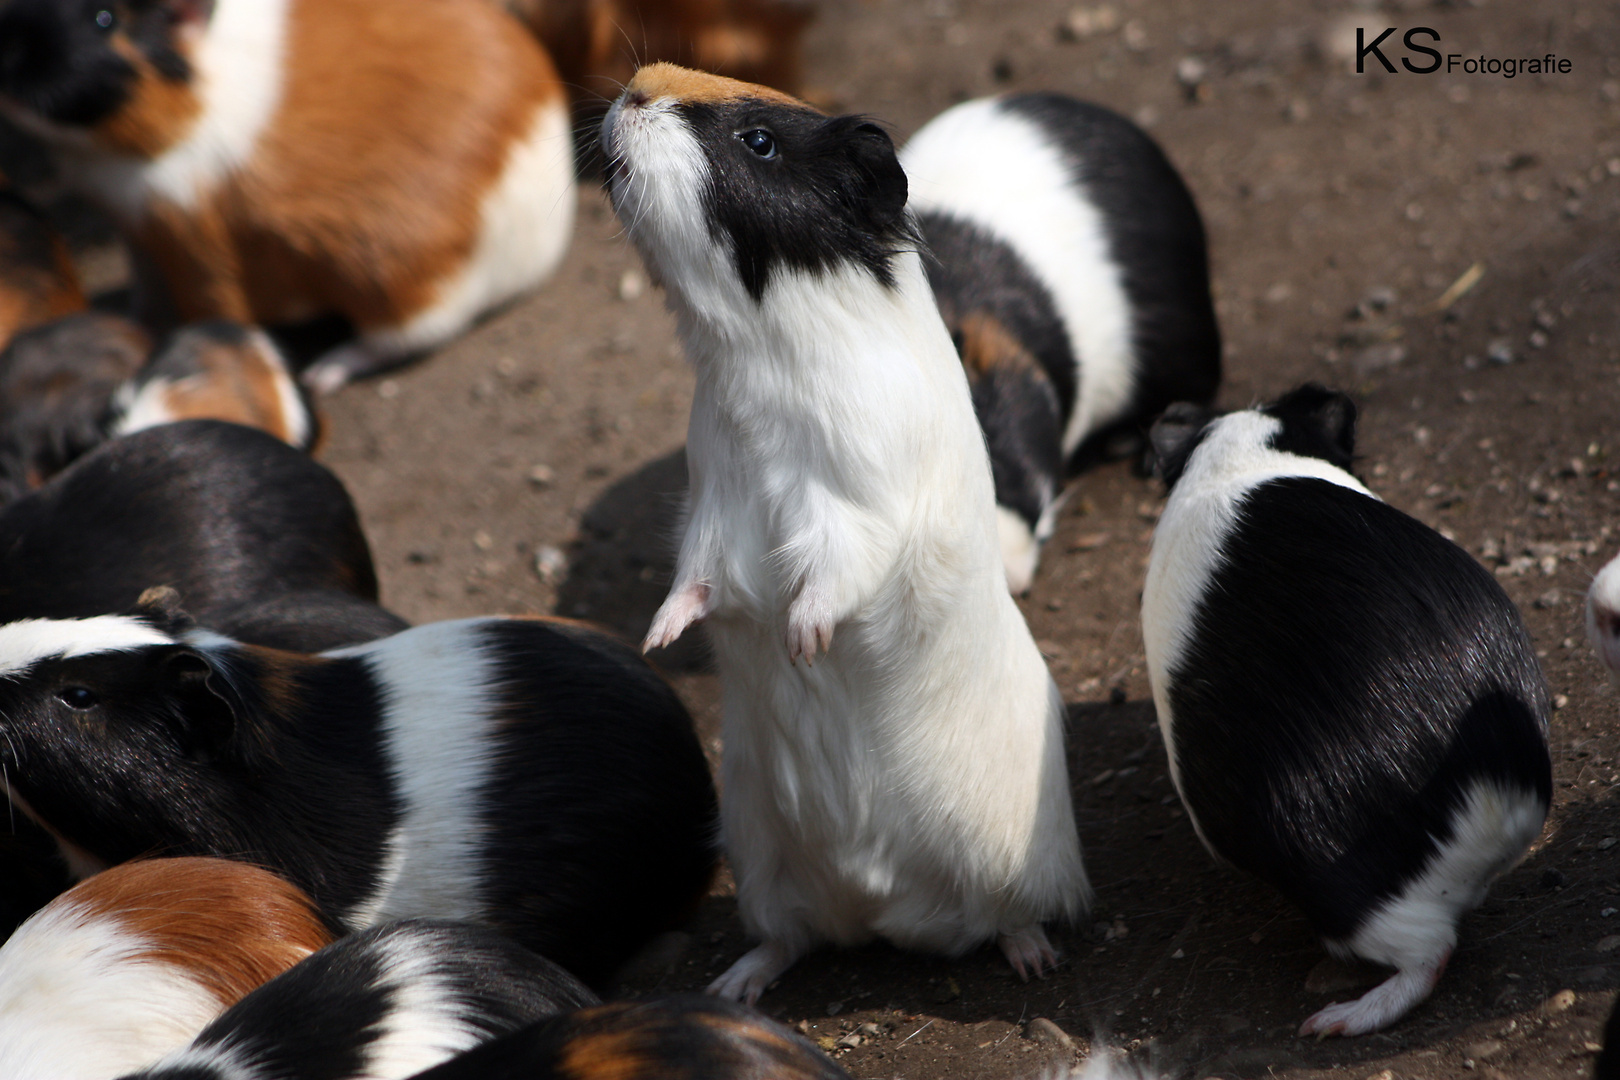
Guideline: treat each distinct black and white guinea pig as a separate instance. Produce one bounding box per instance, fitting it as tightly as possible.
[1586,551,1620,679]
[0,857,334,1080]
[0,185,85,351]
[404,995,851,1080]
[0,419,404,652]
[0,0,576,392]
[117,919,598,1080]
[110,320,319,451]
[0,311,151,498]
[1141,384,1551,1037]
[901,93,1221,593]
[0,597,719,988]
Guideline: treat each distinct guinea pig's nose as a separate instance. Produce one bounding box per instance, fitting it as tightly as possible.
[625,89,650,108]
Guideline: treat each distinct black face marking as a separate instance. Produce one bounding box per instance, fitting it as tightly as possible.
[1165,476,1551,940]
[1260,383,1358,473]
[676,100,917,301]
[998,94,1221,441]
[0,0,194,127]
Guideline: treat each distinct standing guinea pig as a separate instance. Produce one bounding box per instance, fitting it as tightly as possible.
[603,63,1088,1002]
[0,0,577,392]
[0,185,85,351]
[1140,384,1552,1036]
[0,420,403,652]
[117,920,598,1080]
[900,93,1221,593]
[0,857,334,1080]
[0,600,719,989]
[402,995,851,1080]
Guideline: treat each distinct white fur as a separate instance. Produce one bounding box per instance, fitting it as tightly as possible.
[900,96,1135,455]
[998,506,1040,595]
[1140,409,1374,831]
[604,84,1088,999]
[0,896,226,1080]
[1586,552,1620,678]
[0,616,174,677]
[320,621,503,927]
[39,0,289,222]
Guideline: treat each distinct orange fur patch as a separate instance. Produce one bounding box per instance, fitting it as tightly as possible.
[627,61,805,108]
[953,310,1038,379]
[0,212,87,349]
[153,335,296,443]
[71,857,333,1008]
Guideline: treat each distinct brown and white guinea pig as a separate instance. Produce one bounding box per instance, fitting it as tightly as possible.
[602,64,1088,1002]
[110,320,318,451]
[0,311,151,496]
[0,420,404,653]
[0,0,577,393]
[505,0,815,114]
[403,995,852,1080]
[0,184,86,350]
[0,598,719,989]
[900,94,1221,593]
[0,857,334,1080]
[116,919,598,1080]
[1141,385,1551,1036]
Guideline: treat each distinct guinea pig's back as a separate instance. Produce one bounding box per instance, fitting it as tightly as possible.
[1162,475,1550,938]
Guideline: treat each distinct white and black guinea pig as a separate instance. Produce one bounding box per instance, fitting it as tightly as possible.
[0,185,85,351]
[111,321,318,451]
[901,94,1220,593]
[117,919,598,1080]
[0,857,334,1080]
[1585,552,1620,680]
[0,419,404,652]
[0,0,576,392]
[0,311,151,498]
[1140,384,1552,1037]
[0,598,719,989]
[403,995,852,1080]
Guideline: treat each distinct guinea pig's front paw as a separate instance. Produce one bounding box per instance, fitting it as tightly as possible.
[785,584,835,665]
[644,582,711,652]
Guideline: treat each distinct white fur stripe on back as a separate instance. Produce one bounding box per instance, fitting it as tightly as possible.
[0,617,173,677]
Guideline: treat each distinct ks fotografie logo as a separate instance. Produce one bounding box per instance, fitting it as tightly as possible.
[1356,27,1574,78]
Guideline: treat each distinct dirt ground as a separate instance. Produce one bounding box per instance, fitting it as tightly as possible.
[24,0,1620,1076]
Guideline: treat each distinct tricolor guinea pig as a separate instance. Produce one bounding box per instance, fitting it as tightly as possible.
[0,311,150,498]
[0,420,404,652]
[0,601,719,988]
[900,93,1221,593]
[403,995,851,1080]
[111,321,318,451]
[0,0,577,392]
[1140,384,1552,1036]
[602,63,1088,1002]
[117,919,598,1080]
[0,857,333,1080]
[0,185,85,351]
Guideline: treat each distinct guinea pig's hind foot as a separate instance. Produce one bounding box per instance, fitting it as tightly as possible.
[1297,950,1449,1038]
[644,582,711,653]
[706,939,803,1005]
[999,926,1059,981]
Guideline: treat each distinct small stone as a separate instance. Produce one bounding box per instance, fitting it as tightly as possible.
[858,1022,882,1037]
[618,268,646,301]
[1172,948,1185,958]
[1091,769,1116,786]
[1555,694,1570,709]
[795,1019,811,1034]
[1538,989,1576,1016]
[834,1033,862,1049]
[1175,55,1207,88]
[1600,837,1616,850]
[527,463,555,487]
[473,531,494,551]
[534,545,567,585]
[1069,532,1110,551]
[1487,339,1515,365]
[1122,18,1148,50]
[1026,1018,1076,1050]
[378,379,401,400]
[1597,935,1620,952]
[1465,1039,1504,1061]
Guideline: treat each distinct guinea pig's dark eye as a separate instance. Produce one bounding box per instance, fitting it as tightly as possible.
[739,129,778,160]
[94,9,116,31]
[58,686,98,710]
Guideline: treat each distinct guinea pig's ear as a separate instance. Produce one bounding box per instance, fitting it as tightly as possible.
[841,121,909,234]
[132,586,195,637]
[159,646,243,758]
[1267,382,1357,469]
[1148,402,1214,490]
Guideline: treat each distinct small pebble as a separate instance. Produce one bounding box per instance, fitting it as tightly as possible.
[619,268,646,301]
[528,463,555,487]
[1538,989,1576,1016]
[1026,1017,1076,1050]
[1486,339,1515,365]
[534,545,567,585]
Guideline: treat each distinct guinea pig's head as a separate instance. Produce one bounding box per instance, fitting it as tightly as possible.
[0,0,209,153]
[0,594,253,870]
[601,62,914,305]
[1149,383,1357,492]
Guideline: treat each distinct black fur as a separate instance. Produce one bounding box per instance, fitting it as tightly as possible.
[123,920,597,1080]
[0,615,719,986]
[0,312,149,500]
[1598,992,1620,1080]
[1146,400,1214,489]
[0,420,404,650]
[406,995,853,1080]
[999,93,1221,464]
[673,101,916,301]
[475,620,720,987]
[1164,411,1551,940]
[0,0,195,129]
